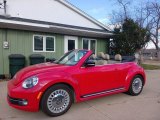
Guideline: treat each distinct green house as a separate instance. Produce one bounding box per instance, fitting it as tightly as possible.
[0,0,112,77]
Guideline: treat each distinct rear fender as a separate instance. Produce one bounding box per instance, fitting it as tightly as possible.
[124,66,146,91]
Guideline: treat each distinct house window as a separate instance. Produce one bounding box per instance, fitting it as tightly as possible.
[68,40,75,51]
[34,36,43,51]
[82,38,96,53]
[46,37,55,51]
[33,35,55,52]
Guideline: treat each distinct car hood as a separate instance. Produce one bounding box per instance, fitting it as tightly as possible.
[12,62,69,85]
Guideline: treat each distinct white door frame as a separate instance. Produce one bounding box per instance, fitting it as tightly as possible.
[64,36,78,53]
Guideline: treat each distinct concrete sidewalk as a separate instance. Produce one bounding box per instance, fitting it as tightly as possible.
[0,70,160,120]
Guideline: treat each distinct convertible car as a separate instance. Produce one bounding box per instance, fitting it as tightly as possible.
[7,49,146,116]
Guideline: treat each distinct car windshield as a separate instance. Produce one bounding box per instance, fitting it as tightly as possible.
[55,50,88,65]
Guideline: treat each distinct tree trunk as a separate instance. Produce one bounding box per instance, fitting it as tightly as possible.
[157,49,160,60]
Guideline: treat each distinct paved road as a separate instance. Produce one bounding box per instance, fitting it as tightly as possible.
[0,70,160,120]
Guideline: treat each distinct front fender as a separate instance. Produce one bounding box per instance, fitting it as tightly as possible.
[125,65,146,90]
[37,71,81,102]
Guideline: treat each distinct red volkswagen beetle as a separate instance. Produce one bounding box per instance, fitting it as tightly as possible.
[7,49,146,116]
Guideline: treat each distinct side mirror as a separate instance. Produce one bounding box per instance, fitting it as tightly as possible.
[85,60,95,67]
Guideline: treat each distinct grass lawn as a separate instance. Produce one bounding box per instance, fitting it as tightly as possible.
[141,64,160,70]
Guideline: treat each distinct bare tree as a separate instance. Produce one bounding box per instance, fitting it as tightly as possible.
[132,1,160,51]
[112,0,160,59]
[116,0,131,19]
[111,0,131,24]
[146,2,160,51]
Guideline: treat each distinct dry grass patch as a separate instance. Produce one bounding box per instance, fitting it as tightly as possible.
[141,64,160,70]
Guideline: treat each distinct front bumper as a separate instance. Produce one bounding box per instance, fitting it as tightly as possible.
[7,79,42,112]
[8,95,28,106]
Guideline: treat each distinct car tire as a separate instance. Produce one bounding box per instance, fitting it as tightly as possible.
[127,75,144,96]
[41,84,73,117]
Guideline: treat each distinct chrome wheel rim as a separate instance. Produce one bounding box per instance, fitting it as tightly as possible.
[132,78,142,94]
[47,89,70,113]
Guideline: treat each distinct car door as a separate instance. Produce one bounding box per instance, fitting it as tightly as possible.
[76,64,120,97]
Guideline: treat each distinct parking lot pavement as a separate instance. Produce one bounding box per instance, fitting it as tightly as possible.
[0,70,160,120]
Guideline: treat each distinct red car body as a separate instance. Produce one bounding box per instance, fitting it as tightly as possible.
[7,50,146,112]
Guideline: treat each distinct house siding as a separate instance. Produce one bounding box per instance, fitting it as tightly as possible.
[78,37,108,54]
[97,38,108,53]
[0,29,108,75]
[0,29,4,74]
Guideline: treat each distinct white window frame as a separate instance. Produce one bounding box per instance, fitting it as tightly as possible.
[64,36,78,53]
[82,38,97,54]
[33,35,56,52]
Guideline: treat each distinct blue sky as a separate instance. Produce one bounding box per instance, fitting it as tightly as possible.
[67,0,159,49]
[67,0,117,24]
[67,0,159,25]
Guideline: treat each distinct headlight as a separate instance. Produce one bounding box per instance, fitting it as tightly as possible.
[22,76,39,89]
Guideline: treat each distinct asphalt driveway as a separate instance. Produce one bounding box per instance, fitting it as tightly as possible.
[0,70,160,120]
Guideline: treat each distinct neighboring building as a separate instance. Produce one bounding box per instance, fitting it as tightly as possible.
[0,0,112,76]
[142,49,158,59]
